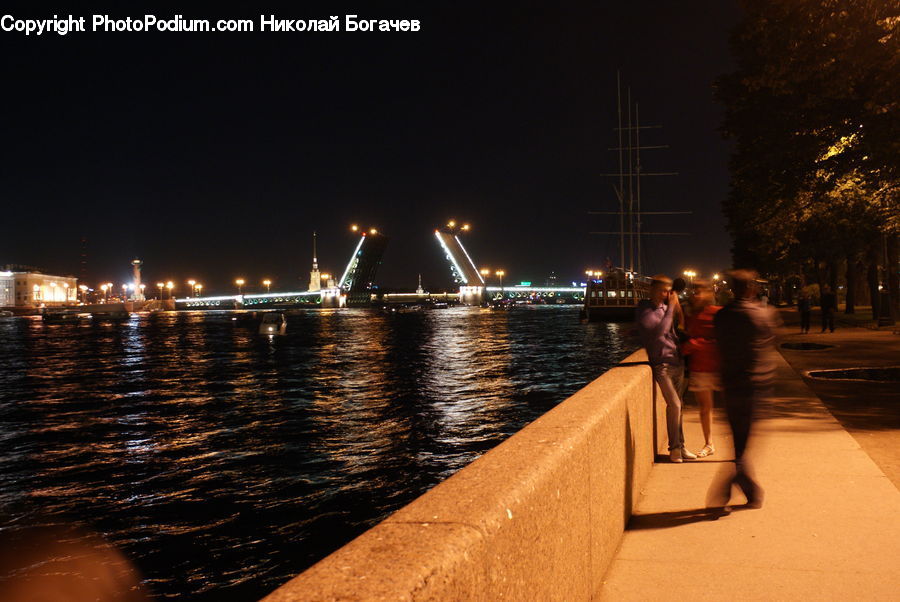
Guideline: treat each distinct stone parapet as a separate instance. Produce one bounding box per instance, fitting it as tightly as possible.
[265,349,660,601]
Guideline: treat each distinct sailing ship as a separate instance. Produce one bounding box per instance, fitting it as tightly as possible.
[583,74,683,322]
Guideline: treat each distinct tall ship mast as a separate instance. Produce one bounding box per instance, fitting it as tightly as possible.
[583,74,684,322]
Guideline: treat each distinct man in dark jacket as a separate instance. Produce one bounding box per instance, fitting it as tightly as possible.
[711,269,777,508]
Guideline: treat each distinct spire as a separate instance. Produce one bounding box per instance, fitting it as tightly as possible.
[308,231,321,292]
[312,231,318,270]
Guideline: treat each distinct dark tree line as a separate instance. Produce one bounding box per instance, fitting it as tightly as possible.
[716,0,899,319]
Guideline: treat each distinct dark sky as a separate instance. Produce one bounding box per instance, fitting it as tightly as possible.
[0,1,740,293]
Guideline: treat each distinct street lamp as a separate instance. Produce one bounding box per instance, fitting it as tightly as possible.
[79,284,88,304]
[351,224,359,232]
[139,284,146,300]
[196,284,203,296]
[683,270,696,285]
[495,269,505,291]
[157,282,164,299]
[187,279,196,297]
[122,284,128,300]
[166,281,174,299]
[235,278,245,294]
[263,279,271,293]
[100,283,108,303]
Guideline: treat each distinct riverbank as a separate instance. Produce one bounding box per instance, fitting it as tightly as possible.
[600,323,900,599]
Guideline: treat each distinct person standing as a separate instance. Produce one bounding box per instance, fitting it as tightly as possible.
[797,291,811,334]
[683,280,722,458]
[712,269,777,509]
[820,285,837,333]
[636,274,697,463]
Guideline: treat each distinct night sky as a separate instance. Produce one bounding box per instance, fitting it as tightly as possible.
[1,2,740,294]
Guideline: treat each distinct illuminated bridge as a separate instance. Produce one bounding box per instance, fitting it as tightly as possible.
[176,226,584,309]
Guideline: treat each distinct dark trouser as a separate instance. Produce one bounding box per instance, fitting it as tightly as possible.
[723,386,768,504]
[800,311,810,333]
[725,388,757,461]
[821,310,834,332]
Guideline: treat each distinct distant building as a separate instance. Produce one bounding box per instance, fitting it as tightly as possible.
[0,270,78,307]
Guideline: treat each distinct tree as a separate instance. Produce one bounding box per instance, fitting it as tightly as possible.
[716,0,899,315]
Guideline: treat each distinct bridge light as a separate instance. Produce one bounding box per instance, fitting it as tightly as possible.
[351,224,359,232]
[370,228,378,235]
[448,220,456,228]
[461,224,470,231]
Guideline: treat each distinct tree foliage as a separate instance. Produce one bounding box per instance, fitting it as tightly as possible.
[716,0,899,277]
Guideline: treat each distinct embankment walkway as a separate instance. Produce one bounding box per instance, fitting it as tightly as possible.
[600,326,900,600]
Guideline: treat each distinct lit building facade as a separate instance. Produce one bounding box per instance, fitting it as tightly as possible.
[0,271,78,307]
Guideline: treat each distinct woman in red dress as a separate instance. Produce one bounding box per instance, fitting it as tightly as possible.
[682,280,722,457]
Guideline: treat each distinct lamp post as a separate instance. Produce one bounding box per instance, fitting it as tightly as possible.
[79,284,88,304]
[683,270,696,286]
[157,282,164,300]
[196,284,203,296]
[188,279,196,297]
[166,281,174,299]
[122,284,128,300]
[495,269,505,292]
[263,279,271,293]
[100,284,108,303]
[235,278,245,295]
[139,284,146,300]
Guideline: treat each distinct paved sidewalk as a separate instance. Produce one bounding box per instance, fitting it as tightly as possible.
[599,346,900,600]
[776,323,900,487]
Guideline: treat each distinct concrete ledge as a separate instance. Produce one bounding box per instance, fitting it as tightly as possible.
[264,349,659,601]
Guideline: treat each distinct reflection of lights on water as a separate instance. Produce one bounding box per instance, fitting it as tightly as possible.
[5,306,638,599]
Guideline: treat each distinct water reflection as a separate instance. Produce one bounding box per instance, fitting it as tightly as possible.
[0,306,635,600]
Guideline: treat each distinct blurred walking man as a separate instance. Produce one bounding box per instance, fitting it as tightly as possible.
[636,275,696,463]
[712,269,777,508]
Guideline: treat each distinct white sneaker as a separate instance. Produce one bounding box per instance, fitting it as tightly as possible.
[669,449,683,463]
[681,447,698,460]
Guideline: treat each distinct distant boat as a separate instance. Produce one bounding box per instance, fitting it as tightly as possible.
[259,312,287,336]
[583,269,650,321]
[42,309,86,323]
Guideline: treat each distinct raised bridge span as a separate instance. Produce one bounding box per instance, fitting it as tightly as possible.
[176,227,584,309]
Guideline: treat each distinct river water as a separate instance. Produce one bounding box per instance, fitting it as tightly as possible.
[0,306,636,600]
